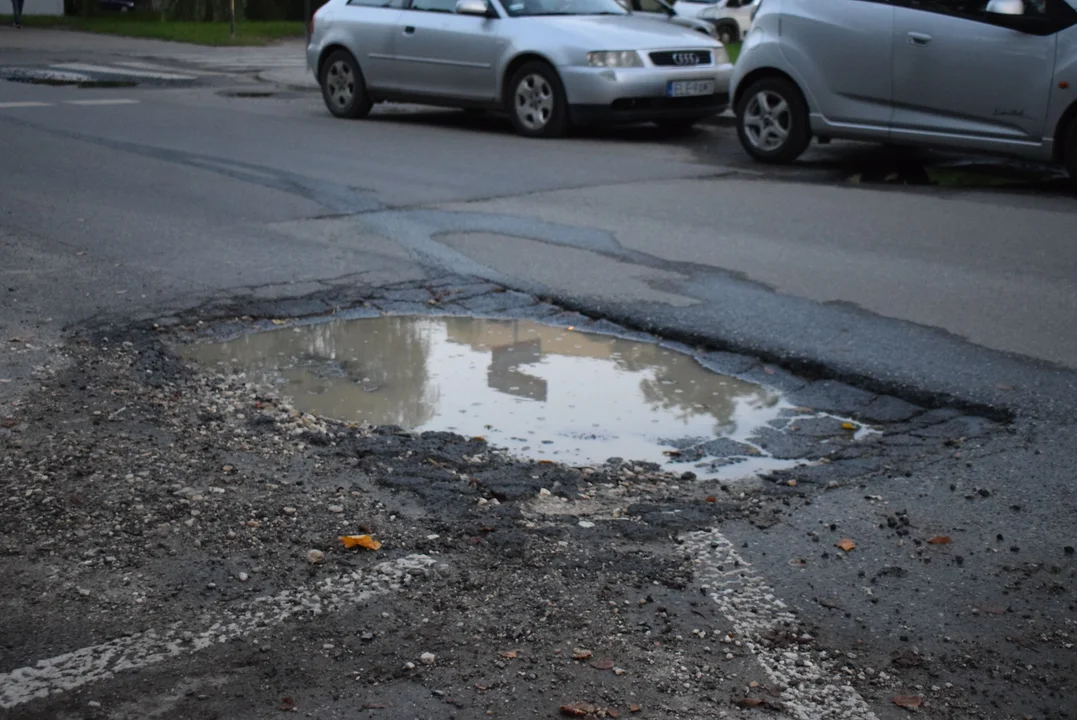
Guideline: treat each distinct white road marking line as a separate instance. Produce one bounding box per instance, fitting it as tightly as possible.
[0,102,52,108]
[51,63,197,81]
[685,530,880,720]
[0,554,438,710]
[64,99,140,106]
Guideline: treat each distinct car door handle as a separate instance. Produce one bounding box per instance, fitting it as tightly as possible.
[907,32,932,45]
[403,25,415,35]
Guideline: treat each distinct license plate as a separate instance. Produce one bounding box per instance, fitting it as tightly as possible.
[667,80,715,98]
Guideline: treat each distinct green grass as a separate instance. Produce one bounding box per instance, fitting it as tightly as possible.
[725,42,741,63]
[0,14,305,46]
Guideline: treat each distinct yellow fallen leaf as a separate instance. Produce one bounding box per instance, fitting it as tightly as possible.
[841,422,858,431]
[836,538,857,552]
[270,319,287,326]
[928,535,952,545]
[340,534,381,551]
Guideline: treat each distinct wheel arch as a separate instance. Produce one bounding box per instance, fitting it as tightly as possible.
[715,18,740,40]
[733,67,807,111]
[500,52,561,104]
[317,44,357,81]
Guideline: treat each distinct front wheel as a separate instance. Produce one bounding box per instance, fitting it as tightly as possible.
[506,61,569,138]
[717,25,736,45]
[319,50,373,120]
[1065,118,1077,192]
[735,76,811,164]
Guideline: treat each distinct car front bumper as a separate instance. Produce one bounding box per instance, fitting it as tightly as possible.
[559,63,733,125]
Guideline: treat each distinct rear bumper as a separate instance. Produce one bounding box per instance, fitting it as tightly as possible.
[570,93,730,125]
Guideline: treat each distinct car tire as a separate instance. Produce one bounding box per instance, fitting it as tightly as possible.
[320,50,373,120]
[1065,118,1077,191]
[735,76,811,164]
[717,24,737,45]
[506,61,569,139]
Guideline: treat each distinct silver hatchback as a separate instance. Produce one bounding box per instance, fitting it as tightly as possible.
[731,0,1077,181]
[307,0,733,137]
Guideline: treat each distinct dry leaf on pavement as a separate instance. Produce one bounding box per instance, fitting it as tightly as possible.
[499,649,519,659]
[629,704,642,713]
[836,538,857,552]
[571,648,593,660]
[736,698,766,708]
[927,535,952,545]
[340,534,381,550]
[893,695,923,710]
[590,659,615,670]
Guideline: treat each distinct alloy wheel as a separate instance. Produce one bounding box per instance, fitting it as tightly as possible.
[326,60,356,111]
[742,90,792,152]
[514,74,554,132]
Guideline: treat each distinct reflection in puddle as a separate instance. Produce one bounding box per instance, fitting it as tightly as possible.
[182,317,802,478]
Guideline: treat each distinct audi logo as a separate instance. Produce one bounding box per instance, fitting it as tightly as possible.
[672,52,701,66]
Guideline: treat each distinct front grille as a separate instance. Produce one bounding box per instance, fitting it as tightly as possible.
[649,50,712,67]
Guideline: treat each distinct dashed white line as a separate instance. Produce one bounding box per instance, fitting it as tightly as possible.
[0,554,439,710]
[0,102,51,108]
[63,99,140,106]
[685,529,880,720]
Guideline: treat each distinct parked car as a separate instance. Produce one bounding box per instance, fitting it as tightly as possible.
[622,0,722,40]
[672,0,759,44]
[730,0,1077,183]
[308,0,733,137]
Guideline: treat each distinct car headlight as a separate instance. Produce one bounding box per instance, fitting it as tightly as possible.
[587,51,644,68]
[698,6,720,18]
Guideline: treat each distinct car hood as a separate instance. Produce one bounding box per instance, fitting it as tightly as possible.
[523,14,718,49]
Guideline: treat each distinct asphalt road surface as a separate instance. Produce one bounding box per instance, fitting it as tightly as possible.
[2,28,1076,720]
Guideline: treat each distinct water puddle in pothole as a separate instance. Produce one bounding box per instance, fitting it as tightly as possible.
[182,316,813,479]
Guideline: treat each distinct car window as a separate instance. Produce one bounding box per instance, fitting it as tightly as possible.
[503,0,628,16]
[900,0,1047,17]
[411,0,459,11]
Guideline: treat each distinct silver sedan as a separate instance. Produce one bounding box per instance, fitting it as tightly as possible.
[307,0,733,137]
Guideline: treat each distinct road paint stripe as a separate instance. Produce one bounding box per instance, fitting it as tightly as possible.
[685,530,879,720]
[64,99,140,106]
[0,102,52,108]
[0,554,438,709]
[52,63,197,81]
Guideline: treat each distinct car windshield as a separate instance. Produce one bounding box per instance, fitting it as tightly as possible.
[501,0,629,17]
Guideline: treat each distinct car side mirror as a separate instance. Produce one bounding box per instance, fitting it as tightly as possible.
[456,0,494,16]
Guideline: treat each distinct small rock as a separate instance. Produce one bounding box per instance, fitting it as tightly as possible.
[328,505,344,514]
[238,572,249,582]
[307,549,326,565]
[578,520,595,528]
[539,488,552,497]
[283,507,297,515]
[88,700,102,708]
[361,631,375,641]
[420,652,436,665]
[404,661,416,670]
[1065,546,1075,555]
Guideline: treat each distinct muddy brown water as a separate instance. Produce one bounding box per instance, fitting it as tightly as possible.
[182,316,803,478]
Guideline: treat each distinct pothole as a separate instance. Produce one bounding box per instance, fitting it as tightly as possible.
[181,316,872,479]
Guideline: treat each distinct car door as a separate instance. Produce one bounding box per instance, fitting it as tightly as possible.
[387,0,503,100]
[778,0,895,128]
[335,0,407,88]
[890,0,1062,144]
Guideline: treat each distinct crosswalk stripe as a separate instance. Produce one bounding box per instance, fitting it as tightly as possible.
[52,63,197,81]
[0,102,51,108]
[64,99,140,106]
